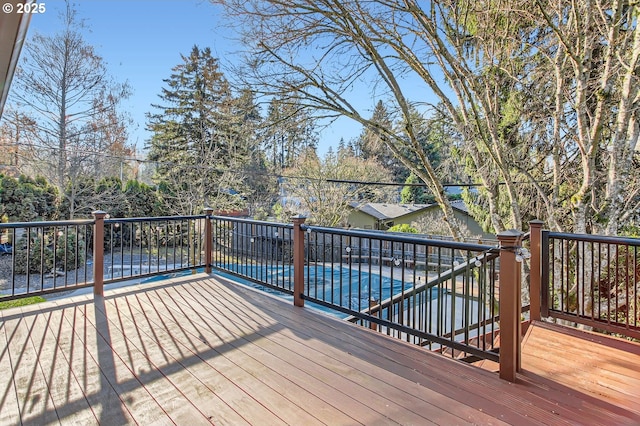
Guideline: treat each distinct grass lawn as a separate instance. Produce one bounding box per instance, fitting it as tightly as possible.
[0,296,46,310]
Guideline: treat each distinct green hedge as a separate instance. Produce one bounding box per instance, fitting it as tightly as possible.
[14,230,86,274]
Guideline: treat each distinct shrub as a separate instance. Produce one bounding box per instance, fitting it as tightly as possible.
[388,223,418,234]
[13,234,53,274]
[13,229,86,274]
[55,230,86,271]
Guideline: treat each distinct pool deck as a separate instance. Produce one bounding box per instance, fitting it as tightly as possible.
[1,272,639,425]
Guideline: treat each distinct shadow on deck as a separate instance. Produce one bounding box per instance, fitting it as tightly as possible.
[1,273,639,425]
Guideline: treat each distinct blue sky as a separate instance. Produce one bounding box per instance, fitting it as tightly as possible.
[23,0,359,155]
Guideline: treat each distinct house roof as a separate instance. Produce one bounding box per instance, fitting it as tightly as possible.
[351,202,435,221]
[0,3,32,119]
[450,199,470,214]
[352,200,472,221]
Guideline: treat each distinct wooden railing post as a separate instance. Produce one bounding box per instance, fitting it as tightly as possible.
[529,220,543,321]
[204,208,213,274]
[369,298,378,331]
[292,215,306,307]
[92,210,107,297]
[540,230,550,318]
[497,229,523,382]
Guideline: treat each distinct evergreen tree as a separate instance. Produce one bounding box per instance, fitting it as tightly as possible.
[262,97,318,171]
[230,89,278,215]
[0,174,59,222]
[393,106,453,189]
[400,173,432,204]
[123,180,162,217]
[146,46,260,214]
[400,107,444,168]
[355,101,389,159]
[354,100,408,182]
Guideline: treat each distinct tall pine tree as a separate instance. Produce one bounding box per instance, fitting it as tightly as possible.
[146,46,260,214]
[262,97,318,172]
[354,100,409,182]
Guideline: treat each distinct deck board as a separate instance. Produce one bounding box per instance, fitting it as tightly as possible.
[174,278,503,425]
[88,299,220,425]
[4,311,59,424]
[25,308,98,425]
[57,300,168,424]
[0,320,21,425]
[119,296,352,425]
[198,277,614,425]
[107,294,312,425]
[104,294,274,425]
[57,303,139,425]
[145,280,460,425]
[0,273,639,425]
[126,278,441,425]
[521,320,640,420]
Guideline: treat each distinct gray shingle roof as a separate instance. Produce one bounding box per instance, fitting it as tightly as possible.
[351,202,435,220]
[351,200,471,220]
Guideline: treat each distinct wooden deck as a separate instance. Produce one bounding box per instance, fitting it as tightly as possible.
[521,320,640,419]
[1,273,639,425]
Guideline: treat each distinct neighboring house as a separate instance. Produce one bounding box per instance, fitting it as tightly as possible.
[348,200,494,241]
[348,202,432,230]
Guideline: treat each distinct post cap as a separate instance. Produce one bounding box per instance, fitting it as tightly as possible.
[291,214,307,224]
[497,229,524,245]
[497,229,523,237]
[203,207,214,215]
[92,210,108,218]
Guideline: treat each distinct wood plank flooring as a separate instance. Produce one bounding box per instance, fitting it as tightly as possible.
[1,273,639,425]
[520,320,640,420]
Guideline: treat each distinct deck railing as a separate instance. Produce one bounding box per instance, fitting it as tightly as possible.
[1,211,527,381]
[0,218,94,298]
[210,215,295,294]
[299,224,501,362]
[102,214,207,281]
[0,212,207,299]
[207,215,524,380]
[532,224,640,340]
[6,213,639,377]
